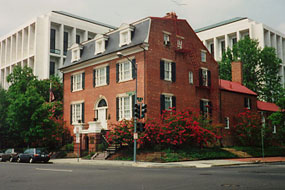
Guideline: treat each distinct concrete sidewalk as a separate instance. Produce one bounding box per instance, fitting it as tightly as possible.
[50,157,285,168]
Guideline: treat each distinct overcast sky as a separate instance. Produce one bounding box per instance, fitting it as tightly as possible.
[1,0,285,36]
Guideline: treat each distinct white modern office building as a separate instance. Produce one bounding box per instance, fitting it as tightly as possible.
[196,17,285,87]
[0,11,116,89]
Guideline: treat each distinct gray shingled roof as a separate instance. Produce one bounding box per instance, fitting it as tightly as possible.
[52,11,117,30]
[195,17,247,33]
[61,19,150,70]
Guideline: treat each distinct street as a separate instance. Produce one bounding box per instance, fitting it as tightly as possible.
[0,162,285,190]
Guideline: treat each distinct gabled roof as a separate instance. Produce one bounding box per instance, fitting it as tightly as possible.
[219,79,257,96]
[61,18,150,70]
[257,101,280,112]
[52,11,117,30]
[195,17,247,33]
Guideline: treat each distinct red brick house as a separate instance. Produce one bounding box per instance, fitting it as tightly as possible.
[60,13,220,153]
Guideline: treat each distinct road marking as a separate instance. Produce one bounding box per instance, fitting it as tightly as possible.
[35,168,72,172]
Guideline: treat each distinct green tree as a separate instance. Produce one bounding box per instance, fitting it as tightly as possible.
[6,66,67,149]
[219,36,284,103]
[0,87,9,148]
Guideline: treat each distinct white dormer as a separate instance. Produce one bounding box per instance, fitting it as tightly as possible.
[118,23,135,47]
[69,43,83,63]
[94,34,109,55]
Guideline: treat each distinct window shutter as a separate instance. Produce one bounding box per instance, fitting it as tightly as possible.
[160,60,164,80]
[82,72,85,89]
[116,97,119,121]
[93,70,96,87]
[171,62,176,82]
[199,69,203,86]
[131,59,136,79]
[71,76,73,92]
[200,100,204,114]
[82,103,85,123]
[106,66,110,85]
[160,94,165,114]
[132,95,135,118]
[172,96,176,110]
[116,63,119,82]
[70,105,73,124]
[207,70,211,86]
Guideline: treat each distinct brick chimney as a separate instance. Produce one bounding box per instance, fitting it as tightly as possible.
[231,61,243,84]
[164,12,178,19]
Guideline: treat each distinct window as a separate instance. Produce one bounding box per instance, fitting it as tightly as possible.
[117,96,132,120]
[232,37,237,47]
[210,43,214,55]
[71,103,84,124]
[71,72,85,92]
[70,44,83,63]
[189,71,193,84]
[199,68,211,87]
[50,62,55,76]
[117,60,135,82]
[273,125,277,134]
[220,40,225,56]
[76,35,80,44]
[244,97,251,109]
[225,117,230,129]
[94,34,108,55]
[119,25,134,47]
[160,94,176,113]
[50,29,56,51]
[200,99,212,117]
[163,33,170,46]
[94,66,109,87]
[160,60,176,82]
[201,50,207,62]
[63,32,69,55]
[177,39,183,49]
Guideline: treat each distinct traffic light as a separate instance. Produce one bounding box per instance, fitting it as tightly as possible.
[141,104,147,118]
[137,122,145,132]
[134,103,141,119]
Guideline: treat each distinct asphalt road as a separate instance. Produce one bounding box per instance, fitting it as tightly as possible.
[0,162,285,190]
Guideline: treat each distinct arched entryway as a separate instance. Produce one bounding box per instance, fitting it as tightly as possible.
[95,98,108,130]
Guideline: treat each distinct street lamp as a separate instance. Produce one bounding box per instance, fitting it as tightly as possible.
[117,52,138,162]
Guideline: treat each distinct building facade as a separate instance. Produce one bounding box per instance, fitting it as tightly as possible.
[60,13,220,153]
[0,11,115,89]
[196,17,285,88]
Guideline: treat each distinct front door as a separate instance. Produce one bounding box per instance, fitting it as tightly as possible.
[97,108,107,129]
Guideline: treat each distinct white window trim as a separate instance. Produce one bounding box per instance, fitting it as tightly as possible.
[164,60,172,81]
[189,71,193,84]
[118,61,132,82]
[118,95,133,121]
[164,95,173,111]
[94,34,108,55]
[273,125,277,134]
[201,50,207,63]
[119,26,134,47]
[70,44,83,63]
[225,117,230,129]
[201,99,210,115]
[177,38,183,49]
[163,33,170,46]
[95,67,107,87]
[71,103,83,124]
[72,72,83,92]
[201,68,208,87]
[245,98,251,109]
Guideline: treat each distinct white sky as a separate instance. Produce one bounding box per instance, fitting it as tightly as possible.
[1,0,285,36]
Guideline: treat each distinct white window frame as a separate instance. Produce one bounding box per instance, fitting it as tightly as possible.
[202,68,208,86]
[273,125,277,134]
[177,38,183,49]
[72,73,83,92]
[72,103,82,124]
[245,97,251,109]
[71,49,80,62]
[201,99,210,117]
[119,61,132,82]
[225,117,230,129]
[201,50,207,62]
[95,67,107,87]
[163,33,170,46]
[119,96,132,120]
[165,95,173,111]
[164,61,172,81]
[119,26,134,47]
[189,71,193,84]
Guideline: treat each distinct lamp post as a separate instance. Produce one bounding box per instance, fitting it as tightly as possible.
[117,52,138,162]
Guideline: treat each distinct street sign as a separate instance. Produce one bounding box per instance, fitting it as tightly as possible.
[133,133,138,140]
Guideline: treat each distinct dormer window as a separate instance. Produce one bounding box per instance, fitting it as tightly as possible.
[95,34,108,55]
[119,24,135,47]
[70,43,83,63]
